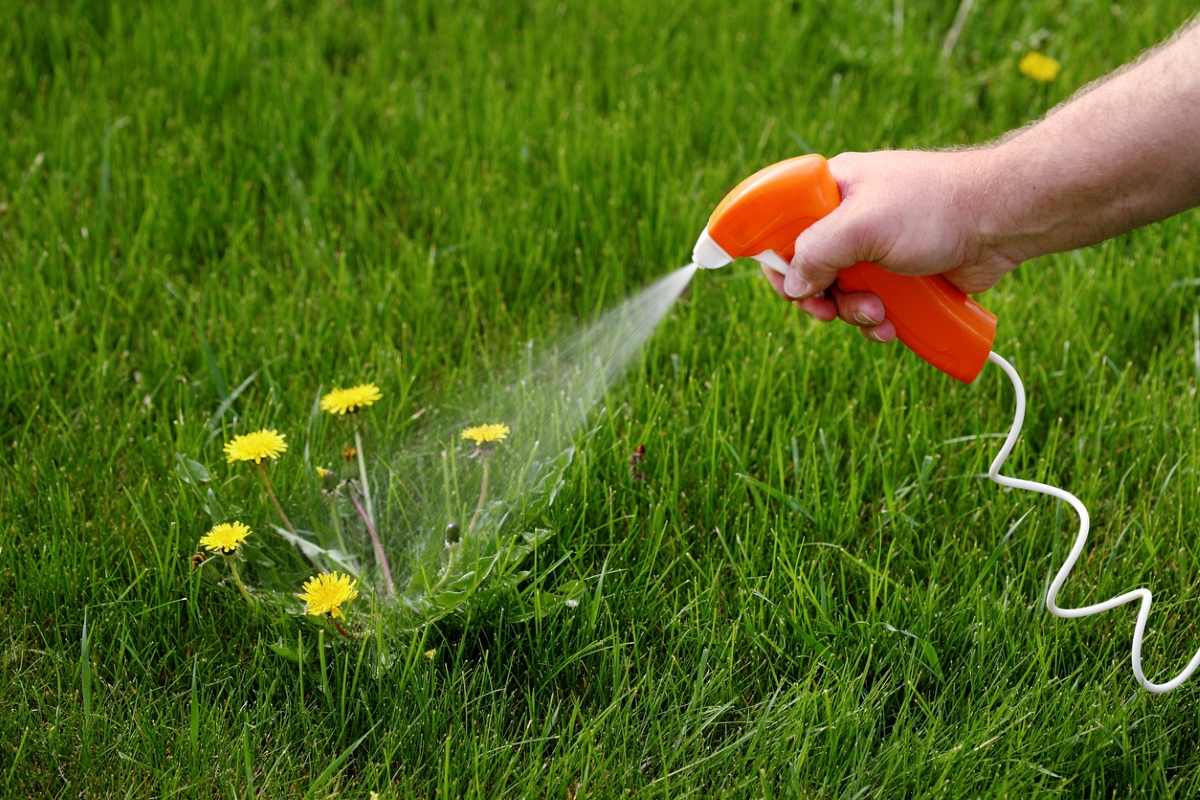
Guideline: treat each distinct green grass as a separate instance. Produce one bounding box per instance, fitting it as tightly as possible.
[4,0,1200,796]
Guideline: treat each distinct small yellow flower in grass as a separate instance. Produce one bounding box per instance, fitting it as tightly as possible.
[461,423,510,446]
[320,383,383,415]
[299,571,359,619]
[199,521,252,554]
[316,464,340,489]
[1019,52,1061,83]
[424,648,437,660]
[224,429,288,464]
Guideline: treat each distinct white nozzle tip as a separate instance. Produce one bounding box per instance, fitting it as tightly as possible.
[692,227,733,270]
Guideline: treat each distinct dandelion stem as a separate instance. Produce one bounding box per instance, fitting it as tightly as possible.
[257,464,297,535]
[227,558,254,605]
[468,456,490,534]
[332,619,360,639]
[354,429,374,527]
[431,548,456,593]
[350,488,394,597]
[328,498,347,553]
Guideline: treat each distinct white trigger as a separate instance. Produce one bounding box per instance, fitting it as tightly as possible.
[751,249,791,276]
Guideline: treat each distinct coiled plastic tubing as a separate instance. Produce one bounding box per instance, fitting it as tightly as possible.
[986,351,1199,693]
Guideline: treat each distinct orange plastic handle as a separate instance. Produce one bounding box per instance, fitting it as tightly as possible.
[707,155,997,383]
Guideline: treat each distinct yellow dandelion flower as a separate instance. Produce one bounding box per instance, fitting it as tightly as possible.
[1019,52,1060,83]
[424,648,437,659]
[299,571,359,619]
[198,521,252,554]
[224,429,288,464]
[316,464,340,491]
[461,423,510,446]
[319,383,383,415]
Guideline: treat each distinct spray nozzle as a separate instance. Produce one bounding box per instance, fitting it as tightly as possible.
[691,227,733,270]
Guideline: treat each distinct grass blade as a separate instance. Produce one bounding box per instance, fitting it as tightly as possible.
[242,722,254,798]
[5,727,29,789]
[190,655,200,759]
[305,722,380,798]
[81,608,92,766]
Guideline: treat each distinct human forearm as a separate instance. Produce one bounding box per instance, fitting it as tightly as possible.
[982,20,1200,263]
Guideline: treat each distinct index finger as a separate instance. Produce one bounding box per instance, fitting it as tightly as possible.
[761,264,838,322]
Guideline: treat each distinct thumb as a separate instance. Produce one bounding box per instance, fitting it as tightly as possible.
[783,211,866,299]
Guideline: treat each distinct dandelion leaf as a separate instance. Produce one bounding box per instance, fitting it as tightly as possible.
[175,453,211,484]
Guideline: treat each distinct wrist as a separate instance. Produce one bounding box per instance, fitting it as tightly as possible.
[968,142,1045,266]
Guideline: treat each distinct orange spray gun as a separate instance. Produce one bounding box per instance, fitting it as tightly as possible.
[689,154,1200,692]
[691,154,996,383]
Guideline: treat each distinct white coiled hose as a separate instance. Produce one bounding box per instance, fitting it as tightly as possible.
[987,351,1200,693]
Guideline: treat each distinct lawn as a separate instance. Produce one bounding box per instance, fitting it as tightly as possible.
[4,0,1200,796]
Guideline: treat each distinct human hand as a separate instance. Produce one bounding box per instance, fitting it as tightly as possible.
[762,150,1022,343]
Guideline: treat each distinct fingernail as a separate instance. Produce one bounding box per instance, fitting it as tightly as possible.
[783,271,808,298]
[853,311,879,326]
[866,327,894,343]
